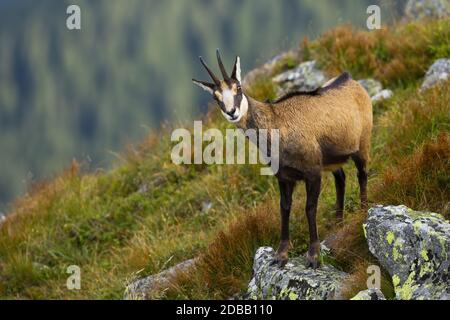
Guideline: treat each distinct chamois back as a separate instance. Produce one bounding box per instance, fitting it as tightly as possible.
[273,72,352,104]
[268,72,372,172]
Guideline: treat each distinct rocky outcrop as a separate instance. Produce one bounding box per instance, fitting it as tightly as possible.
[421,59,450,90]
[246,247,348,300]
[247,54,395,103]
[351,289,386,300]
[364,205,450,300]
[243,51,298,87]
[358,79,393,102]
[124,258,197,299]
[405,0,450,21]
[273,61,326,97]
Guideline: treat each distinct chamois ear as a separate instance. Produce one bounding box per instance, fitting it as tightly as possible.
[231,56,242,83]
[192,79,214,95]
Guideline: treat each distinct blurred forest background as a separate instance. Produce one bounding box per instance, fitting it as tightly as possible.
[0,0,405,211]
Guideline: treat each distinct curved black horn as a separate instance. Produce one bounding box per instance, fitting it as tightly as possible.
[199,56,220,86]
[231,56,239,80]
[216,49,229,80]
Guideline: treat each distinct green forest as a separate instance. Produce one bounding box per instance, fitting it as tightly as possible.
[0,0,403,209]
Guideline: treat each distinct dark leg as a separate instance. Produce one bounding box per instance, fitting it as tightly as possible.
[274,179,296,267]
[352,154,368,209]
[305,173,322,269]
[332,168,346,220]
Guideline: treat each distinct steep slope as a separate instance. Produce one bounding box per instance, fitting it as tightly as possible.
[0,0,386,207]
[0,18,448,299]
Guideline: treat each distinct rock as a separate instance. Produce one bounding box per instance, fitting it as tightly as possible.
[243,51,298,87]
[246,247,348,300]
[137,183,148,194]
[364,205,450,300]
[273,61,326,97]
[201,201,213,214]
[404,0,450,21]
[371,89,394,102]
[357,79,393,102]
[358,79,383,97]
[124,258,197,299]
[351,288,386,300]
[421,59,450,90]
[32,262,50,272]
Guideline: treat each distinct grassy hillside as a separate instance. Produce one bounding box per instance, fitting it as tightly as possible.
[0,18,448,299]
[0,0,391,207]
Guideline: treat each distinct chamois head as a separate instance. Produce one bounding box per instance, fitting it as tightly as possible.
[193,49,248,123]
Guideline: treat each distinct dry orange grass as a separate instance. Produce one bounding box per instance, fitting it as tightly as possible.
[338,260,394,300]
[326,210,370,267]
[374,132,450,218]
[163,199,280,299]
[373,82,449,162]
[306,19,450,87]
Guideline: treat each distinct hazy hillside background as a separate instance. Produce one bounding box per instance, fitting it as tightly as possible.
[0,0,405,210]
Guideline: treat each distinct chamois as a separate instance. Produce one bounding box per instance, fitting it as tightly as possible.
[193,50,373,268]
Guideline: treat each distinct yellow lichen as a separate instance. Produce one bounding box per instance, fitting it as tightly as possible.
[395,271,419,300]
[386,231,395,245]
[393,247,401,261]
[392,274,401,287]
[288,291,299,300]
[420,249,429,261]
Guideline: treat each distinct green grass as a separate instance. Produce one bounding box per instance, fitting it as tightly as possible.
[0,18,449,300]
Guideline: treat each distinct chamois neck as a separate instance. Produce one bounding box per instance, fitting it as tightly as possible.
[236,94,273,131]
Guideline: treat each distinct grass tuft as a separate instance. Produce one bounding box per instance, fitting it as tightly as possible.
[304,19,450,87]
[374,132,450,217]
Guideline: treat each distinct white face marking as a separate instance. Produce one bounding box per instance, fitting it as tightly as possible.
[222,89,234,112]
[221,94,248,123]
[193,80,213,94]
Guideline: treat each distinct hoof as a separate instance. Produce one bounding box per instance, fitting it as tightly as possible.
[271,252,288,268]
[306,243,321,269]
[307,259,321,269]
[306,253,321,269]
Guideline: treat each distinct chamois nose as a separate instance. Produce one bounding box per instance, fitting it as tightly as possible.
[228,107,236,115]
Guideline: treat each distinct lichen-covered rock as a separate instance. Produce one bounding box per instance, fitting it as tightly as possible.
[273,61,326,96]
[247,247,348,300]
[405,0,450,21]
[421,59,450,90]
[364,205,450,300]
[358,79,383,98]
[243,51,298,86]
[357,78,393,102]
[371,89,394,102]
[124,258,197,299]
[351,289,386,300]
